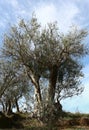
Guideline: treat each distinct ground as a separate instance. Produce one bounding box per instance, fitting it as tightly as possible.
[0,112,89,129]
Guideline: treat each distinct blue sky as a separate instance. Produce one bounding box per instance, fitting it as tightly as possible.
[0,0,89,113]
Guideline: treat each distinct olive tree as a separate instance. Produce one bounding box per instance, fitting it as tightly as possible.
[0,60,32,114]
[2,16,88,115]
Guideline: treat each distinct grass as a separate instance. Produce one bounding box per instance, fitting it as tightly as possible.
[0,112,89,129]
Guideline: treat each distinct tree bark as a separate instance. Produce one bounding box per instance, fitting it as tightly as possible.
[15,98,20,112]
[48,66,58,103]
[5,101,8,113]
[27,70,42,104]
[7,100,12,115]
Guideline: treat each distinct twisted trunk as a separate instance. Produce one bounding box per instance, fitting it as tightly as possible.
[27,70,42,104]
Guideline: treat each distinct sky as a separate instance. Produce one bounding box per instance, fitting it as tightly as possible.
[0,0,89,113]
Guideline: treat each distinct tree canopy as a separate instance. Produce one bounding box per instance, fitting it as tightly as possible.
[0,16,88,116]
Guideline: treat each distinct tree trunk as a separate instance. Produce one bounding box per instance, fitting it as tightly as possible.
[5,101,8,113]
[27,70,42,116]
[34,80,42,104]
[27,70,42,104]
[48,66,58,103]
[15,98,20,112]
[1,101,5,113]
[7,100,12,115]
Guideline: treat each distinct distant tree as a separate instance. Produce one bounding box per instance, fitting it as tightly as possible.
[0,60,32,114]
[2,15,88,116]
[0,60,19,98]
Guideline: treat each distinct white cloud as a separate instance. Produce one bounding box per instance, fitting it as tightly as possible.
[35,3,57,24]
[6,0,19,8]
[8,0,27,18]
[0,0,32,30]
[35,1,79,32]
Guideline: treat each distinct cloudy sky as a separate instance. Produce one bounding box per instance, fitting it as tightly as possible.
[0,0,89,113]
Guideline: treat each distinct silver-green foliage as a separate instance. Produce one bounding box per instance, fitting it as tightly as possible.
[2,15,89,112]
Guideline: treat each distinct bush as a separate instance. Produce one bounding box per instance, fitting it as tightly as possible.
[79,117,89,126]
[0,113,24,129]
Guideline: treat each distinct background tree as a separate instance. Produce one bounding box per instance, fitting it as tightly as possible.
[0,60,32,114]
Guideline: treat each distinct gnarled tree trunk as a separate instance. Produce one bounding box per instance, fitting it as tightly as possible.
[15,98,20,113]
[27,68,42,104]
[27,69,42,116]
[48,66,58,103]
